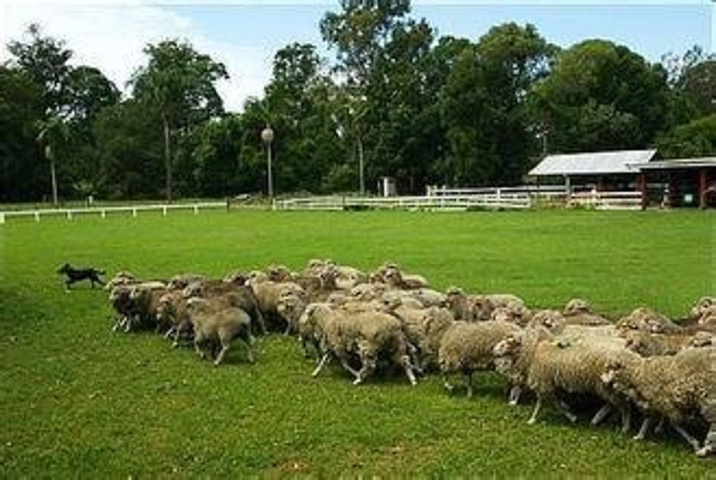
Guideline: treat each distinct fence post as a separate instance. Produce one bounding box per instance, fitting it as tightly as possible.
[193,205,199,214]
[34,211,40,222]
[67,210,73,220]
[101,209,106,219]
[163,206,168,217]
[0,212,4,224]
[132,208,137,218]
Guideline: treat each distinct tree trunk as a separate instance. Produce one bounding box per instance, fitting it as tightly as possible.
[50,157,58,207]
[163,114,173,202]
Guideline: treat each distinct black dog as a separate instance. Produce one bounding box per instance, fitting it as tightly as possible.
[57,263,105,289]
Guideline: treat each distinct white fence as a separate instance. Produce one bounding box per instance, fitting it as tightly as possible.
[275,193,532,211]
[568,191,643,210]
[0,201,228,224]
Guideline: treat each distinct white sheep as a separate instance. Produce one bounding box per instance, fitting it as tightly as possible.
[601,346,716,456]
[438,320,522,398]
[186,298,254,366]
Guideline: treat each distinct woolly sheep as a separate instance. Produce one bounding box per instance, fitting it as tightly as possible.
[616,307,680,334]
[600,346,716,456]
[624,330,713,357]
[186,298,254,365]
[303,302,418,385]
[438,320,522,398]
[563,298,611,326]
[493,327,637,430]
[183,279,266,335]
[690,297,715,321]
[389,304,455,371]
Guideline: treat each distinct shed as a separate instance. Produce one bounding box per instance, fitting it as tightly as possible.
[629,157,716,209]
[529,149,657,191]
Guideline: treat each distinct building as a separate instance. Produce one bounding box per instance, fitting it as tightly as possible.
[529,150,716,209]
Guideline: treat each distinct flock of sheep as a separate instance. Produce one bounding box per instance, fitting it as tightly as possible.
[105,260,716,458]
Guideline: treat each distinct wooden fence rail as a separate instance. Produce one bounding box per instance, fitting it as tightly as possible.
[0,201,228,224]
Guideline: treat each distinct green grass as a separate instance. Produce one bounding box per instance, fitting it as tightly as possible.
[1,209,714,476]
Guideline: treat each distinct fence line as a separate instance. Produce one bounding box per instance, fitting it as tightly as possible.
[568,191,643,210]
[275,193,532,211]
[0,201,228,224]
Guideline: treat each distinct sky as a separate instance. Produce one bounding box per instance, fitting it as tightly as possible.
[0,0,713,113]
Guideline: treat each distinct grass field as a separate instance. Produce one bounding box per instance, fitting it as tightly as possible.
[1,209,714,476]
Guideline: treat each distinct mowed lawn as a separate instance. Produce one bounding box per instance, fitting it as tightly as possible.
[0,209,714,476]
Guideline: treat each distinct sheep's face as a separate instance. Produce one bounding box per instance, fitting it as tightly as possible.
[471,297,494,321]
[564,298,591,316]
[493,336,521,374]
[530,310,564,332]
[277,293,306,323]
[156,294,175,323]
[600,360,630,393]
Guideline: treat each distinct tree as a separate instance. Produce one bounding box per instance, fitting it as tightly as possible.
[440,23,554,186]
[7,24,72,116]
[131,39,228,201]
[0,66,43,201]
[36,114,69,205]
[656,114,716,158]
[529,39,670,153]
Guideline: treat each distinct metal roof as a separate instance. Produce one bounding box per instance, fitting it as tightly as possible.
[630,157,716,170]
[529,149,657,176]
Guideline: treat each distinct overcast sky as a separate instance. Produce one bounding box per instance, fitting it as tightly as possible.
[1,0,713,112]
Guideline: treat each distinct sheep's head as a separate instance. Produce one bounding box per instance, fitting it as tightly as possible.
[223,271,248,286]
[156,293,176,323]
[471,296,495,321]
[277,291,306,324]
[690,297,715,320]
[691,331,713,348]
[528,310,565,333]
[182,281,205,299]
[564,298,591,316]
[600,358,629,390]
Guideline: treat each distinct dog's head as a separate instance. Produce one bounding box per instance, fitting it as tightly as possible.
[57,263,71,274]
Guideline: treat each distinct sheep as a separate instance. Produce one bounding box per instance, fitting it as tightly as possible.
[276,290,309,335]
[697,305,716,330]
[563,299,611,326]
[167,273,206,291]
[389,304,455,371]
[490,304,533,326]
[616,307,681,334]
[186,298,254,366]
[350,282,387,302]
[492,326,638,431]
[689,297,715,322]
[108,284,134,331]
[624,330,713,357]
[382,266,430,290]
[445,287,525,322]
[156,290,192,346]
[108,281,167,332]
[104,271,136,291]
[600,346,716,456]
[249,278,306,333]
[266,264,296,282]
[182,279,266,335]
[438,320,522,398]
[302,302,418,385]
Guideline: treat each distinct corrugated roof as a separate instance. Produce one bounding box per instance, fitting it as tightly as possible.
[631,157,716,170]
[529,149,657,176]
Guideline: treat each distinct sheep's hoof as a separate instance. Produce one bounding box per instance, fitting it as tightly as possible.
[508,399,518,407]
[632,434,644,441]
[353,378,363,386]
[696,446,710,457]
[527,418,537,425]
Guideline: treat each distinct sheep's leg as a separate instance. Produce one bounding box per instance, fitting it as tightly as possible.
[696,426,715,457]
[557,399,578,423]
[213,344,230,366]
[527,397,543,425]
[465,372,474,398]
[254,310,267,335]
[620,404,632,434]
[312,353,330,377]
[508,385,522,406]
[633,417,652,441]
[354,356,376,385]
[399,354,417,386]
[654,416,665,434]
[442,373,455,395]
[591,403,613,426]
[671,423,701,452]
[164,326,176,339]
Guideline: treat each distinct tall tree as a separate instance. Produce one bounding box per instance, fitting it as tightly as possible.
[529,39,670,153]
[36,114,69,205]
[441,23,554,186]
[0,66,43,201]
[131,39,228,201]
[7,23,72,116]
[656,114,716,158]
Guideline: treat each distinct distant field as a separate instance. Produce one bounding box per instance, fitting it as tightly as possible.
[1,209,714,476]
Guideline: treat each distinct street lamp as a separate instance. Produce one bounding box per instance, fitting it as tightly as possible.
[261,124,274,203]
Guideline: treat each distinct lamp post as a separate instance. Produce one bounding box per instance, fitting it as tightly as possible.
[261,124,274,203]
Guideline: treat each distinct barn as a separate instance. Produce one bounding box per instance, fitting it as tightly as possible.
[529,150,716,209]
